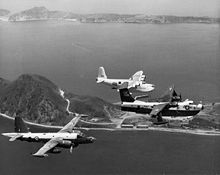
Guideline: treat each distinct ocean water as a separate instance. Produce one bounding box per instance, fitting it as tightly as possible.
[0,116,220,175]
[0,21,219,102]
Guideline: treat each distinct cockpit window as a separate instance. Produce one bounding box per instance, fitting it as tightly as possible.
[77,135,83,139]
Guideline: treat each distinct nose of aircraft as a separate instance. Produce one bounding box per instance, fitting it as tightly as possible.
[88,136,96,143]
[197,104,204,110]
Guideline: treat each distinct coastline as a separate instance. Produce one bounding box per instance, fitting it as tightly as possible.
[1,113,220,136]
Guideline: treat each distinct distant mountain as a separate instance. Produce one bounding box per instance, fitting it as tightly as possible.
[7,6,219,23]
[9,7,50,21]
[0,9,10,16]
[0,78,10,92]
[0,74,120,125]
[9,7,79,22]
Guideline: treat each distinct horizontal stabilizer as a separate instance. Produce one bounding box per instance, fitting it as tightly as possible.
[9,135,22,142]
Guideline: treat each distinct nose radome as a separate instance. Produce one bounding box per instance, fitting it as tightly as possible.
[89,136,96,142]
[197,104,203,110]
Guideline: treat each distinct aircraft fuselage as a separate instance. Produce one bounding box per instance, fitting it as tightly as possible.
[2,132,95,145]
[121,101,202,117]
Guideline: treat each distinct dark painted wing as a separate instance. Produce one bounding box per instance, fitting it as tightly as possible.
[150,103,169,117]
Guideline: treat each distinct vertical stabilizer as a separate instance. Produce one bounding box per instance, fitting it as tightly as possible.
[119,88,135,102]
[159,85,181,102]
[98,67,107,79]
[15,117,29,133]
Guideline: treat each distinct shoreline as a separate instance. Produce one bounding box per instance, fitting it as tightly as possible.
[1,113,220,136]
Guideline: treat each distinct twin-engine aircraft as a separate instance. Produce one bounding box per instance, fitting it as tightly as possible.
[2,115,95,157]
[119,85,203,124]
[96,67,155,92]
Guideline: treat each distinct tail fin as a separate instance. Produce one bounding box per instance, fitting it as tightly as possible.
[15,117,29,133]
[119,88,135,102]
[159,85,181,102]
[98,67,107,79]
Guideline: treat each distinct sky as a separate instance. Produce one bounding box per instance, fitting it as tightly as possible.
[0,0,219,17]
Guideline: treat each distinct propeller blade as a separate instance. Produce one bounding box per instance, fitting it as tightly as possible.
[70,146,73,154]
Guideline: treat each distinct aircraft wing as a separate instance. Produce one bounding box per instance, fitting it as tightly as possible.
[150,103,169,117]
[130,71,144,81]
[32,137,63,157]
[9,134,22,142]
[128,71,145,88]
[58,115,81,133]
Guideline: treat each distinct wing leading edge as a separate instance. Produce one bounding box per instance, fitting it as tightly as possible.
[32,116,81,157]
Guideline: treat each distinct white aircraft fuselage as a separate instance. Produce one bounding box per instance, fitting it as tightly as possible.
[3,132,78,141]
[97,78,155,92]
[2,132,95,144]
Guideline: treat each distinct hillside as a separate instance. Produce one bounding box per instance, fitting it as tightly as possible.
[7,6,219,23]
[0,9,10,16]
[0,74,120,126]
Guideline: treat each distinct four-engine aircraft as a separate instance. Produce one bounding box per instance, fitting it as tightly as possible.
[96,67,155,92]
[119,85,203,124]
[2,115,96,157]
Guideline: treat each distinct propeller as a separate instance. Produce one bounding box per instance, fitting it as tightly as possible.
[70,146,73,154]
[198,101,204,110]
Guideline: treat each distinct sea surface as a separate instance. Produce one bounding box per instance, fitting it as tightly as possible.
[0,21,220,175]
[0,116,220,175]
[0,21,219,102]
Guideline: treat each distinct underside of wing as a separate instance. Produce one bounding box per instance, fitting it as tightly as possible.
[32,138,62,157]
[150,103,169,117]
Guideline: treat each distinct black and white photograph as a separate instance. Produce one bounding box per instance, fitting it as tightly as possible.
[0,0,219,174]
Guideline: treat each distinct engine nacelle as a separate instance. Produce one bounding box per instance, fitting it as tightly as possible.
[58,140,72,148]
[58,140,78,148]
[48,148,62,154]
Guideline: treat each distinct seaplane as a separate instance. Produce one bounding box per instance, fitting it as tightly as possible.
[118,85,203,124]
[2,115,96,157]
[96,67,155,92]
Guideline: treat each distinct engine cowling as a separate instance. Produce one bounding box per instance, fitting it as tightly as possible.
[58,140,78,148]
[58,140,72,148]
[48,148,62,154]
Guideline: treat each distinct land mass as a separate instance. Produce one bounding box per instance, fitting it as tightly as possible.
[0,7,219,24]
[0,74,219,131]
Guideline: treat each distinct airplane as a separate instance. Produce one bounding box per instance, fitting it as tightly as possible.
[118,85,203,124]
[96,67,155,92]
[2,115,96,157]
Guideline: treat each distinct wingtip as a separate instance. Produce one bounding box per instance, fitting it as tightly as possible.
[32,153,48,158]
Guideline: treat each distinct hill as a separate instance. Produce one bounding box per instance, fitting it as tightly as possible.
[7,6,219,23]
[0,9,10,16]
[0,74,120,126]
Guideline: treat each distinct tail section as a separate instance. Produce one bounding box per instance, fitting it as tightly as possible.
[119,88,135,102]
[15,117,29,133]
[96,67,107,83]
[159,85,181,102]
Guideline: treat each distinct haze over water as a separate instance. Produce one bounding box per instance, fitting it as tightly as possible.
[0,21,219,102]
